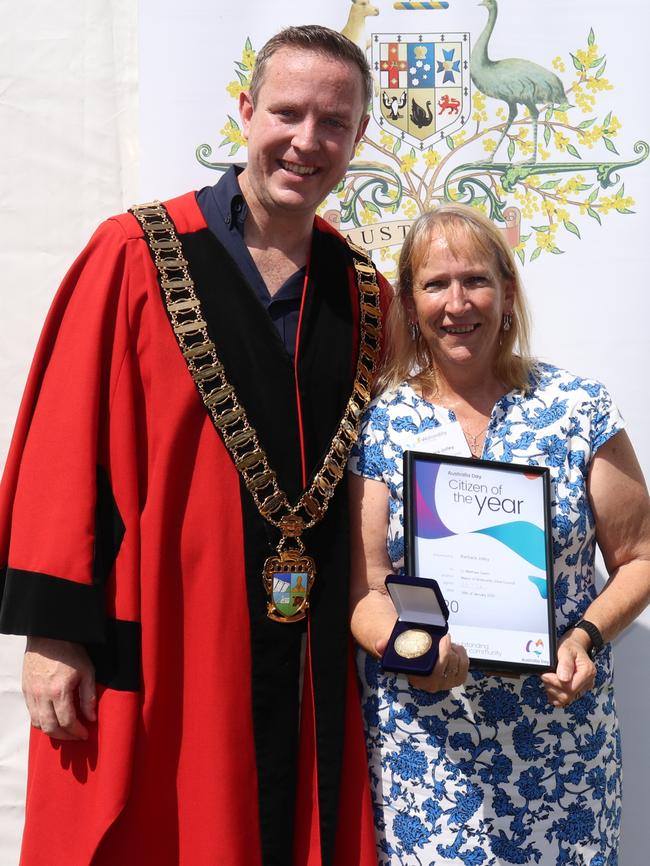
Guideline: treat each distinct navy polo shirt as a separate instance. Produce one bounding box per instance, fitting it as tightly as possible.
[196,167,304,357]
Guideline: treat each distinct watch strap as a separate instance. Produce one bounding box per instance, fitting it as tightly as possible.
[573,619,604,658]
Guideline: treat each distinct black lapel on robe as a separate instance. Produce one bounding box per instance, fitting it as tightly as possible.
[296,228,357,866]
[179,229,304,498]
[295,228,356,477]
[173,228,304,866]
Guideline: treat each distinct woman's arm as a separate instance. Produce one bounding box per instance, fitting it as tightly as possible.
[542,430,650,706]
[349,474,398,654]
[349,472,468,690]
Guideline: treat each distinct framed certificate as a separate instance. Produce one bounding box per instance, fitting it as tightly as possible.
[404,450,557,674]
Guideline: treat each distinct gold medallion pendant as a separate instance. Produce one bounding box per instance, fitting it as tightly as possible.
[263,547,316,623]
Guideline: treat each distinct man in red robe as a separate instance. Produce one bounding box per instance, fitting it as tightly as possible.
[0,25,389,866]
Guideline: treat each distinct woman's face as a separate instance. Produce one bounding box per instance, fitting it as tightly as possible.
[407,229,514,382]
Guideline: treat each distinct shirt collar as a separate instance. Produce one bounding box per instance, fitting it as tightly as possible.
[205,164,249,235]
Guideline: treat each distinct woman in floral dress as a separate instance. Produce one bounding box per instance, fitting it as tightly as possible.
[348,205,650,865]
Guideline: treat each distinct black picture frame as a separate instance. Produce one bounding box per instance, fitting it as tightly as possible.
[404,450,557,674]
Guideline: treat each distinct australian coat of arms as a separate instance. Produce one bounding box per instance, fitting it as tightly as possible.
[200,1,648,273]
[373,32,470,150]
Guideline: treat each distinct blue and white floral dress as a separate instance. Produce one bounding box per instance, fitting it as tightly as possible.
[348,363,623,866]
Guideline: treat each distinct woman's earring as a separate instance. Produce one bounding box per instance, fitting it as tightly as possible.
[408,321,419,341]
[502,313,513,332]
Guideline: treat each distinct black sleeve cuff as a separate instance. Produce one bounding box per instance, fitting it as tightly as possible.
[0,567,106,643]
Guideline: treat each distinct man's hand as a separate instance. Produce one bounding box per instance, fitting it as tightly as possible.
[541,629,596,708]
[22,637,96,740]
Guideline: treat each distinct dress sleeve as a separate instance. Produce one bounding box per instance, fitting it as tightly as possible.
[0,217,140,643]
[348,398,391,482]
[588,381,625,453]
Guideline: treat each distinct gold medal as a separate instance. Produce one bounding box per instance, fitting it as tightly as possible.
[394,629,433,659]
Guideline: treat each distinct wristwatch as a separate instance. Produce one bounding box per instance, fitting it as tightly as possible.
[573,620,604,659]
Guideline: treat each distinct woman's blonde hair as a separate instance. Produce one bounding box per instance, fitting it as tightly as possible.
[375,203,537,396]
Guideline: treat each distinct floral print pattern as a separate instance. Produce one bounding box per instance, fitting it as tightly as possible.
[348,364,623,865]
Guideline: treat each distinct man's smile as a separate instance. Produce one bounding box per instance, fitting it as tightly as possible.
[279,160,318,176]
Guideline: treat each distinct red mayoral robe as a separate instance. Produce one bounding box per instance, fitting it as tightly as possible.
[0,192,390,866]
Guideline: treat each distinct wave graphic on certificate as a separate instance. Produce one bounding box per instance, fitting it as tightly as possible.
[407,454,555,670]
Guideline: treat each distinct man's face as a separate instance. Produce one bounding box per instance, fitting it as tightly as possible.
[239,48,369,220]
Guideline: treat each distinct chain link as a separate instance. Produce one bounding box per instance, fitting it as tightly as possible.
[131,201,382,540]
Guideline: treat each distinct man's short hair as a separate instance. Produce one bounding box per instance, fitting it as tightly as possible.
[250,25,372,114]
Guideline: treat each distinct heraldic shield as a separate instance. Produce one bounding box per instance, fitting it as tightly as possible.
[372,33,471,150]
[263,548,316,622]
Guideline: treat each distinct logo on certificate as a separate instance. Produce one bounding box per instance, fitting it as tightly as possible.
[525,638,545,657]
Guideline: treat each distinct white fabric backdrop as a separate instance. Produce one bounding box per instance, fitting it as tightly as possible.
[0,1,647,863]
[0,2,138,864]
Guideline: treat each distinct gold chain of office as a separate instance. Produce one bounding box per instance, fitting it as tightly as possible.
[130,201,382,621]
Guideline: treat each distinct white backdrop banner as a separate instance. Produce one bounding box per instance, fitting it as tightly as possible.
[0,0,648,863]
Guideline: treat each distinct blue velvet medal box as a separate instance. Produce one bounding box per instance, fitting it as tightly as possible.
[381,574,450,676]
